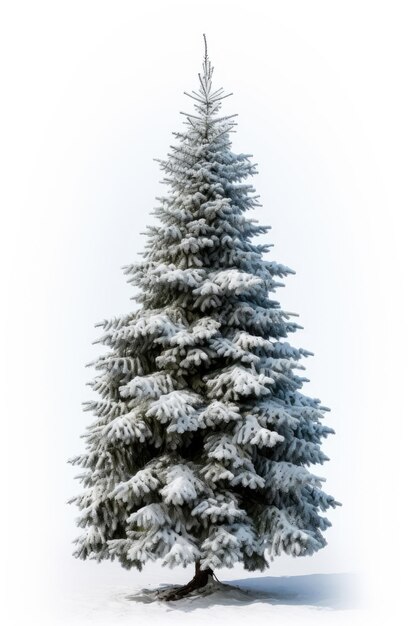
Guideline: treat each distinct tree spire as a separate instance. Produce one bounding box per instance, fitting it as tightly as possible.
[199,33,214,103]
[203,33,208,65]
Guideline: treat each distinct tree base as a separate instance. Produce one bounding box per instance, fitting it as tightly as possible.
[160,565,215,601]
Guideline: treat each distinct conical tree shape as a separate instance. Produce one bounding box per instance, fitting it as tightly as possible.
[69,36,340,577]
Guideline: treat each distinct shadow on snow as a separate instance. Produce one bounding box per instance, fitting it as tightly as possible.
[126,572,358,611]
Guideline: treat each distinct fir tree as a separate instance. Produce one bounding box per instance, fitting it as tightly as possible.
[69,35,340,600]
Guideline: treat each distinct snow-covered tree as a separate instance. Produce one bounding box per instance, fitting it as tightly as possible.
[69,36,340,600]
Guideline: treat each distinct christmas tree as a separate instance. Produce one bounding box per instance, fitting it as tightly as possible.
[69,35,340,600]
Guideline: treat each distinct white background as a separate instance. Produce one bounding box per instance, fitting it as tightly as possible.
[1,1,416,624]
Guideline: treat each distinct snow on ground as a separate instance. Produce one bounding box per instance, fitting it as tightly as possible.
[47,561,364,626]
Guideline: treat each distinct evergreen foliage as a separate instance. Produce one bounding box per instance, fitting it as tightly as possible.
[69,37,339,574]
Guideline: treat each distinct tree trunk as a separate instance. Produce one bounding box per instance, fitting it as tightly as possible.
[161,561,214,601]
